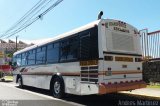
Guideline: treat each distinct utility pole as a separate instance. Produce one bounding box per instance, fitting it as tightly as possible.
[16,35,19,52]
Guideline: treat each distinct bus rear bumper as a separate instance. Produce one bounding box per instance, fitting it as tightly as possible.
[99,81,146,94]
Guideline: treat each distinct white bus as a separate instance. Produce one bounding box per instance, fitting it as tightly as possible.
[12,19,146,98]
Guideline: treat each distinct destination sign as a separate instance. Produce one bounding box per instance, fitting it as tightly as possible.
[105,21,130,33]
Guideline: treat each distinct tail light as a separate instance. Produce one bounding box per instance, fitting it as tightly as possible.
[108,82,112,85]
[114,82,117,84]
[120,81,123,83]
[125,81,128,83]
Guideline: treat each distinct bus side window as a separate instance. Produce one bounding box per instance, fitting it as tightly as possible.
[36,46,46,64]
[47,42,59,63]
[21,52,27,66]
[28,50,36,65]
[59,35,79,62]
[67,36,79,60]
[16,54,22,66]
[79,31,91,60]
[79,26,98,60]
[60,40,68,61]
[90,27,98,59]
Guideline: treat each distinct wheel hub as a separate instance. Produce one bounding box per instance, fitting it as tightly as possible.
[54,81,60,94]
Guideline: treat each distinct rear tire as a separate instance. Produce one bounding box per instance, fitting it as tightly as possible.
[51,77,65,98]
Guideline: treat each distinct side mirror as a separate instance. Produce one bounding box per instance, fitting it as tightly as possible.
[13,62,17,67]
[11,62,17,70]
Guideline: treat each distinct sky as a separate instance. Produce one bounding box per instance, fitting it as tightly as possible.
[0,0,160,42]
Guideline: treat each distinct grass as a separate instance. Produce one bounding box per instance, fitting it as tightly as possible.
[147,84,160,88]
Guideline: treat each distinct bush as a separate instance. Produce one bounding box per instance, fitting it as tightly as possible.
[0,71,2,78]
[0,71,4,78]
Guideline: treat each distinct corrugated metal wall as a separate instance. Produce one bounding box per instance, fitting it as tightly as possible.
[140,29,160,60]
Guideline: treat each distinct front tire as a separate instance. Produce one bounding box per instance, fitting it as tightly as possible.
[18,77,23,88]
[1,78,5,82]
[51,77,65,98]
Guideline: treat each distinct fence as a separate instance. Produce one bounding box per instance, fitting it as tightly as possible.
[141,29,160,60]
[141,29,160,83]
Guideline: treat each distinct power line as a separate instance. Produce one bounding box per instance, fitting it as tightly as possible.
[1,0,63,39]
[0,0,46,38]
[2,0,54,37]
[5,17,39,38]
[14,0,56,33]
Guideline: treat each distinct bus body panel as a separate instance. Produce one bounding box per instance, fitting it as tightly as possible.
[97,19,145,94]
[12,19,146,96]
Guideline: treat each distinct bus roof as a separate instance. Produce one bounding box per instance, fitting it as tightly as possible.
[13,19,138,55]
[14,19,101,55]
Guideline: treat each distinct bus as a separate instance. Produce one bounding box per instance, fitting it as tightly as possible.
[12,19,146,98]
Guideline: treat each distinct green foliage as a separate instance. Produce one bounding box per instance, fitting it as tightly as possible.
[6,53,13,58]
[0,71,4,78]
[147,85,160,88]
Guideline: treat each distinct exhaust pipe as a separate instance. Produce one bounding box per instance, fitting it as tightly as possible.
[98,11,103,20]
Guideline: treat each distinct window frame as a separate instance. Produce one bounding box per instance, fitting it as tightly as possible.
[13,26,99,66]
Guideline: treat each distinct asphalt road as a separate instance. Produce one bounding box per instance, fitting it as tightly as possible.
[0,81,160,106]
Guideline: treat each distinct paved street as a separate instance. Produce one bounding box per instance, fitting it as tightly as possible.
[0,82,78,106]
[0,82,160,106]
[121,88,160,98]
